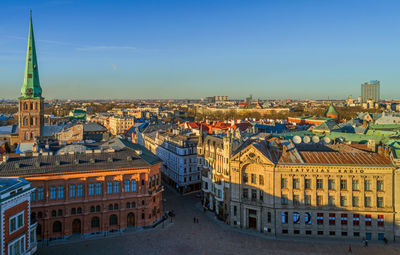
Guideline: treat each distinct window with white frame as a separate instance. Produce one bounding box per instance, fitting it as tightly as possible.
[30,228,36,244]
[88,183,94,196]
[107,182,113,194]
[114,181,120,193]
[77,184,83,197]
[58,185,64,199]
[9,211,24,234]
[8,235,25,255]
[37,187,44,201]
[96,182,102,195]
[50,186,56,200]
[131,180,137,192]
[124,180,130,192]
[69,184,76,198]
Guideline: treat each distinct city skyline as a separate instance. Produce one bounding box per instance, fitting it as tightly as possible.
[1,0,400,99]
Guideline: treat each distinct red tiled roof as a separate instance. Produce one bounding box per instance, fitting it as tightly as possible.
[232,122,253,132]
[186,122,199,129]
[298,151,392,165]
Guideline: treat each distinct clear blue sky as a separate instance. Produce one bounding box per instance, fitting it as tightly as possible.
[0,0,399,100]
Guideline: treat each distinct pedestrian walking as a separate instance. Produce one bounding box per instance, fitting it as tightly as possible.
[348,245,352,253]
[193,217,196,223]
[196,217,199,223]
[365,240,368,247]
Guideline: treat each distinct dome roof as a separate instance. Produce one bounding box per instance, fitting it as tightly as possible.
[325,103,339,117]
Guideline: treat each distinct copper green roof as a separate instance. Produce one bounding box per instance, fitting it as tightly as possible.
[20,11,42,99]
[325,103,339,116]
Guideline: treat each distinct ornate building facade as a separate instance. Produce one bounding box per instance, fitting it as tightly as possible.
[229,138,400,241]
[197,129,247,220]
[0,146,163,241]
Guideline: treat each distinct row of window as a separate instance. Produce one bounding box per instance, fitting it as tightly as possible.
[281,211,385,227]
[32,200,147,221]
[243,173,264,186]
[281,194,384,208]
[282,178,384,192]
[280,229,385,240]
[21,101,39,111]
[31,180,147,201]
[242,188,264,201]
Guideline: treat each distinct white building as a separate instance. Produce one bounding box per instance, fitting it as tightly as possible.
[142,129,201,193]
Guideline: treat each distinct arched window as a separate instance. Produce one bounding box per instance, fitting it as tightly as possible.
[131,202,136,208]
[24,103,27,110]
[108,204,113,211]
[25,132,29,140]
[58,209,63,217]
[30,102,33,110]
[77,207,82,214]
[90,206,95,212]
[114,203,118,210]
[53,221,62,233]
[31,132,34,140]
[71,208,76,215]
[126,202,130,209]
[96,205,100,212]
[30,117,33,125]
[109,214,118,226]
[51,210,56,217]
[91,217,100,228]
[23,117,27,126]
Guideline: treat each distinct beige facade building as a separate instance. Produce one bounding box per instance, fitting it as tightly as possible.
[197,129,265,220]
[109,116,135,136]
[228,138,400,241]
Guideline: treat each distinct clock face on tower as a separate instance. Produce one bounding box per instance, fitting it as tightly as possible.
[26,88,33,96]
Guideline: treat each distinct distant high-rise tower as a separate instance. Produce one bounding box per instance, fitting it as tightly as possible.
[18,12,44,143]
[361,80,380,103]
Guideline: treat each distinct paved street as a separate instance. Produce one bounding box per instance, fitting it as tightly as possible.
[38,187,400,255]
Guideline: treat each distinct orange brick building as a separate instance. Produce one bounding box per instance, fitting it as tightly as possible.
[0,145,163,241]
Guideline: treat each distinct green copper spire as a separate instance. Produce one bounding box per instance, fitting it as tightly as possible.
[20,10,42,99]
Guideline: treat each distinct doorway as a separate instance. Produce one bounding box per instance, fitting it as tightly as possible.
[72,219,81,234]
[248,216,257,229]
[127,213,135,227]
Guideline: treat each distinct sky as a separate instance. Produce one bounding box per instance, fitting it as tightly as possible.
[0,0,399,100]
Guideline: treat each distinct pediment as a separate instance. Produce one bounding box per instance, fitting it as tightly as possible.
[232,143,274,165]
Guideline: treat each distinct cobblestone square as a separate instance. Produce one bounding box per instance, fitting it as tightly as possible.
[37,187,400,255]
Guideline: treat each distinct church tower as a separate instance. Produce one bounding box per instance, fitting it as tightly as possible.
[18,11,44,143]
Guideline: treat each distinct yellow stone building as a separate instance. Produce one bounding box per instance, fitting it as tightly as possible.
[229,138,400,241]
[109,116,135,136]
